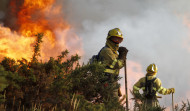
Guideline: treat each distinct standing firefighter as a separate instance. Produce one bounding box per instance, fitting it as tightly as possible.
[98,28,128,98]
[133,63,175,108]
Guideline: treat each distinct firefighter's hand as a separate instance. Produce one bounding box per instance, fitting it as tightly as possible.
[118,47,128,54]
[169,88,175,94]
[118,47,128,60]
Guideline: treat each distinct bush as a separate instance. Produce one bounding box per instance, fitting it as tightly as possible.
[0,33,124,111]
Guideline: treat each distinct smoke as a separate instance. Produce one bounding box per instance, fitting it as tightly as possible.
[0,0,9,21]
[62,0,190,108]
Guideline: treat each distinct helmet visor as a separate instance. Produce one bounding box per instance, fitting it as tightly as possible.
[110,36,123,44]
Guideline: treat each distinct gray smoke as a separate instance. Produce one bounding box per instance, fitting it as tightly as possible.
[62,0,190,108]
[0,0,9,21]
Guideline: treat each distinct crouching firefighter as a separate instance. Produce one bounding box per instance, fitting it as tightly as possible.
[133,63,175,108]
[98,28,128,99]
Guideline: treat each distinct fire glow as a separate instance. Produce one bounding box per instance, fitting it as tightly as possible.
[0,0,83,61]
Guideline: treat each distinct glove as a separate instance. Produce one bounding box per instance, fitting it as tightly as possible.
[118,47,128,60]
[118,88,122,97]
[118,47,128,54]
[169,88,175,94]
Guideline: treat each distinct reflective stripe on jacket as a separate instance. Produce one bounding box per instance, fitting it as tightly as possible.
[99,46,124,75]
[133,75,171,95]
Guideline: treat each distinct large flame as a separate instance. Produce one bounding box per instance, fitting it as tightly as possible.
[0,25,35,60]
[0,0,83,61]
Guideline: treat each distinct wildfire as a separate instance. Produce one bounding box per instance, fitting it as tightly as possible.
[0,25,35,60]
[0,0,83,61]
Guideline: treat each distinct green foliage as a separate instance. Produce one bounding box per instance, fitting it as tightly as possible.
[1,57,18,72]
[32,33,43,62]
[0,33,124,110]
[67,62,124,111]
[0,65,8,103]
[131,90,166,111]
[74,94,106,111]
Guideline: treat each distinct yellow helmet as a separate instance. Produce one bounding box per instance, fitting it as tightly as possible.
[146,63,158,73]
[107,28,123,40]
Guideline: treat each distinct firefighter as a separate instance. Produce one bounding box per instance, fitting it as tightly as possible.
[133,63,175,108]
[98,28,128,98]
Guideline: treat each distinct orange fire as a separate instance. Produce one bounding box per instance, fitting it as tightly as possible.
[0,25,35,60]
[0,0,83,61]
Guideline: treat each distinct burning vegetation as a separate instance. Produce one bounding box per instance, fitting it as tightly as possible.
[0,34,125,110]
[0,0,124,110]
[0,0,83,61]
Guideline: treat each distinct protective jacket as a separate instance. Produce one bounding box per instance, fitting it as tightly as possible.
[133,74,173,107]
[133,75,173,95]
[99,39,124,75]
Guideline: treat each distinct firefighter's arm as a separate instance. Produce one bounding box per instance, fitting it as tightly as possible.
[101,48,124,69]
[133,78,143,94]
[156,78,175,95]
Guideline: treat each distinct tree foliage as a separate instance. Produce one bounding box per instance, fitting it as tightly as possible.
[0,33,125,111]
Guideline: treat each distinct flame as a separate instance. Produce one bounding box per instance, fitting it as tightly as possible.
[0,25,35,60]
[0,0,83,61]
